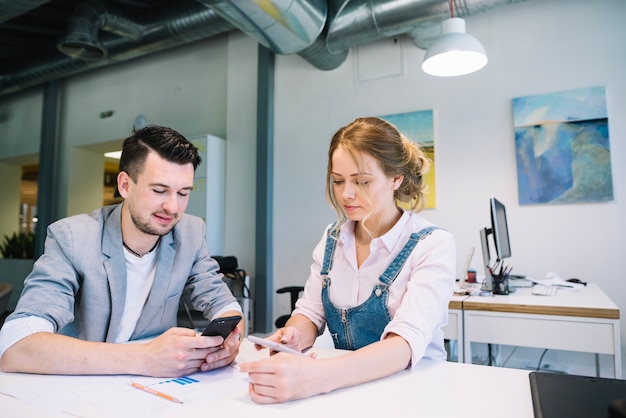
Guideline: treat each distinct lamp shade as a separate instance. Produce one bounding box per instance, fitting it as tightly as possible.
[422,17,488,77]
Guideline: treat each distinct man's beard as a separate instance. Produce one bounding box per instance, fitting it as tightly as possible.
[130,210,178,236]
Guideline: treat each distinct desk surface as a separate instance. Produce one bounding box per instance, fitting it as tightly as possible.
[449,294,466,310]
[463,283,619,319]
[0,340,534,418]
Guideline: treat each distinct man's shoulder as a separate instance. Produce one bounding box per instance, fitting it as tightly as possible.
[178,213,205,229]
[49,205,119,233]
[54,205,114,222]
[171,213,206,243]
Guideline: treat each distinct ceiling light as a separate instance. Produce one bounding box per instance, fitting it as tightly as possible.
[421,2,488,77]
[104,151,122,159]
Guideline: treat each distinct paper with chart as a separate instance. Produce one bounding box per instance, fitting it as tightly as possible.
[0,362,250,417]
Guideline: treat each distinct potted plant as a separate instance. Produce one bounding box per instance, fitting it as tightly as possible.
[0,232,35,259]
[0,232,35,311]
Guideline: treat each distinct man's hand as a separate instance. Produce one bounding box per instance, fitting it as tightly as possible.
[200,324,241,372]
[140,327,224,377]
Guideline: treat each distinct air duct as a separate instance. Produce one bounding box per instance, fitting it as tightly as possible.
[57,0,144,61]
[0,0,235,96]
[327,0,528,52]
[198,0,348,71]
[0,0,530,96]
[0,0,50,24]
[198,0,327,55]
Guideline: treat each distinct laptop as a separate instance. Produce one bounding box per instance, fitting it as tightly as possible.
[529,371,626,418]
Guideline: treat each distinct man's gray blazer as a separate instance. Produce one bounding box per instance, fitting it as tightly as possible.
[7,204,238,342]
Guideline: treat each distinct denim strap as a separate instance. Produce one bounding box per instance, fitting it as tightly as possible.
[378,226,440,285]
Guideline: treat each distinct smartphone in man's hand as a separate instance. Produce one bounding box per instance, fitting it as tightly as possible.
[201,315,242,339]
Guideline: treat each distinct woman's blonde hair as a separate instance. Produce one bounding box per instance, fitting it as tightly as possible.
[326,116,430,234]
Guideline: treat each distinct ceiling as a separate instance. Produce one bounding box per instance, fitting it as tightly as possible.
[0,0,529,97]
[0,1,176,91]
[0,1,164,66]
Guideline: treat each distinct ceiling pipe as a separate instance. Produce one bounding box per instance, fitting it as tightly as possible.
[57,0,144,61]
[0,0,50,24]
[0,0,530,97]
[0,0,235,96]
[197,0,327,55]
[198,0,348,71]
[327,0,529,52]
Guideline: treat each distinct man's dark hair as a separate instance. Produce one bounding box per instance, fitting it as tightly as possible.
[118,125,202,181]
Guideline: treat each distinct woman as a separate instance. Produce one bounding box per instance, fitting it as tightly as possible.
[240,117,456,403]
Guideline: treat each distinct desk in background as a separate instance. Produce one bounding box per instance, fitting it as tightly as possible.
[0,339,534,418]
[444,294,467,362]
[462,283,621,378]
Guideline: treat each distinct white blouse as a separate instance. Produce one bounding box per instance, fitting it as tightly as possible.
[292,210,456,366]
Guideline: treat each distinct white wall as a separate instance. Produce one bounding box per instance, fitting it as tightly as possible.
[272,0,626,372]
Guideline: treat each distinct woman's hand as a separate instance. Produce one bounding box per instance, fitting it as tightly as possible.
[239,353,324,404]
[252,326,309,354]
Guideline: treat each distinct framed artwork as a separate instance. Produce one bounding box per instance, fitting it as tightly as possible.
[512,86,613,205]
[380,110,436,209]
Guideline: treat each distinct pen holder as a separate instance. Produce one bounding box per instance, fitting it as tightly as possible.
[491,274,509,295]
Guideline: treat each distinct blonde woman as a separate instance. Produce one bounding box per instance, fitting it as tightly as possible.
[240,117,456,403]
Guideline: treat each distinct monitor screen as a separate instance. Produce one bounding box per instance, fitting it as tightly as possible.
[490,196,511,260]
[479,197,512,277]
[479,227,491,277]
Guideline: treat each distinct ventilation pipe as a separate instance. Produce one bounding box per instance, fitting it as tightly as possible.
[198,0,348,71]
[57,0,144,61]
[0,0,530,96]
[0,0,235,96]
[198,0,326,54]
[327,0,529,52]
[0,0,50,24]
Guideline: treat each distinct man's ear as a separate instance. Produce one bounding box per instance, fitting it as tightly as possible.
[117,171,131,199]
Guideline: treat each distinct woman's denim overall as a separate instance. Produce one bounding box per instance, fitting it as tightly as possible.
[321,226,440,350]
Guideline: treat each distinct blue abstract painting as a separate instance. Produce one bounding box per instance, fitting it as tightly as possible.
[512,86,613,205]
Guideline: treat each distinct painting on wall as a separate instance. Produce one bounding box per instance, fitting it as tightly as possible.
[512,86,613,205]
[380,110,436,209]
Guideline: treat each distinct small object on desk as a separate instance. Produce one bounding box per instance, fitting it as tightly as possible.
[131,382,184,404]
[453,288,470,295]
[532,284,558,296]
[509,277,534,288]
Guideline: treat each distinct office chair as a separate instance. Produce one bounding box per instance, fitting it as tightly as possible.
[275,285,304,328]
[177,294,211,331]
[0,283,13,327]
[177,256,248,331]
[0,283,12,313]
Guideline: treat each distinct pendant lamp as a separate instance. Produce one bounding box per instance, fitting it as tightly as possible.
[422,1,488,77]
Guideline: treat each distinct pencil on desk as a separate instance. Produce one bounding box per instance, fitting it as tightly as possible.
[131,382,184,404]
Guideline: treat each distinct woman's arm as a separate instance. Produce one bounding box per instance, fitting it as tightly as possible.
[240,333,410,404]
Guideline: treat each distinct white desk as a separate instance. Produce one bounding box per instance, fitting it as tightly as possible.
[443,295,466,362]
[0,340,534,417]
[463,283,622,378]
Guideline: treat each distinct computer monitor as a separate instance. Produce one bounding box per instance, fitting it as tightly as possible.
[479,196,512,276]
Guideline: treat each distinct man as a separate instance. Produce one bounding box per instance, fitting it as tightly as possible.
[0,125,243,377]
